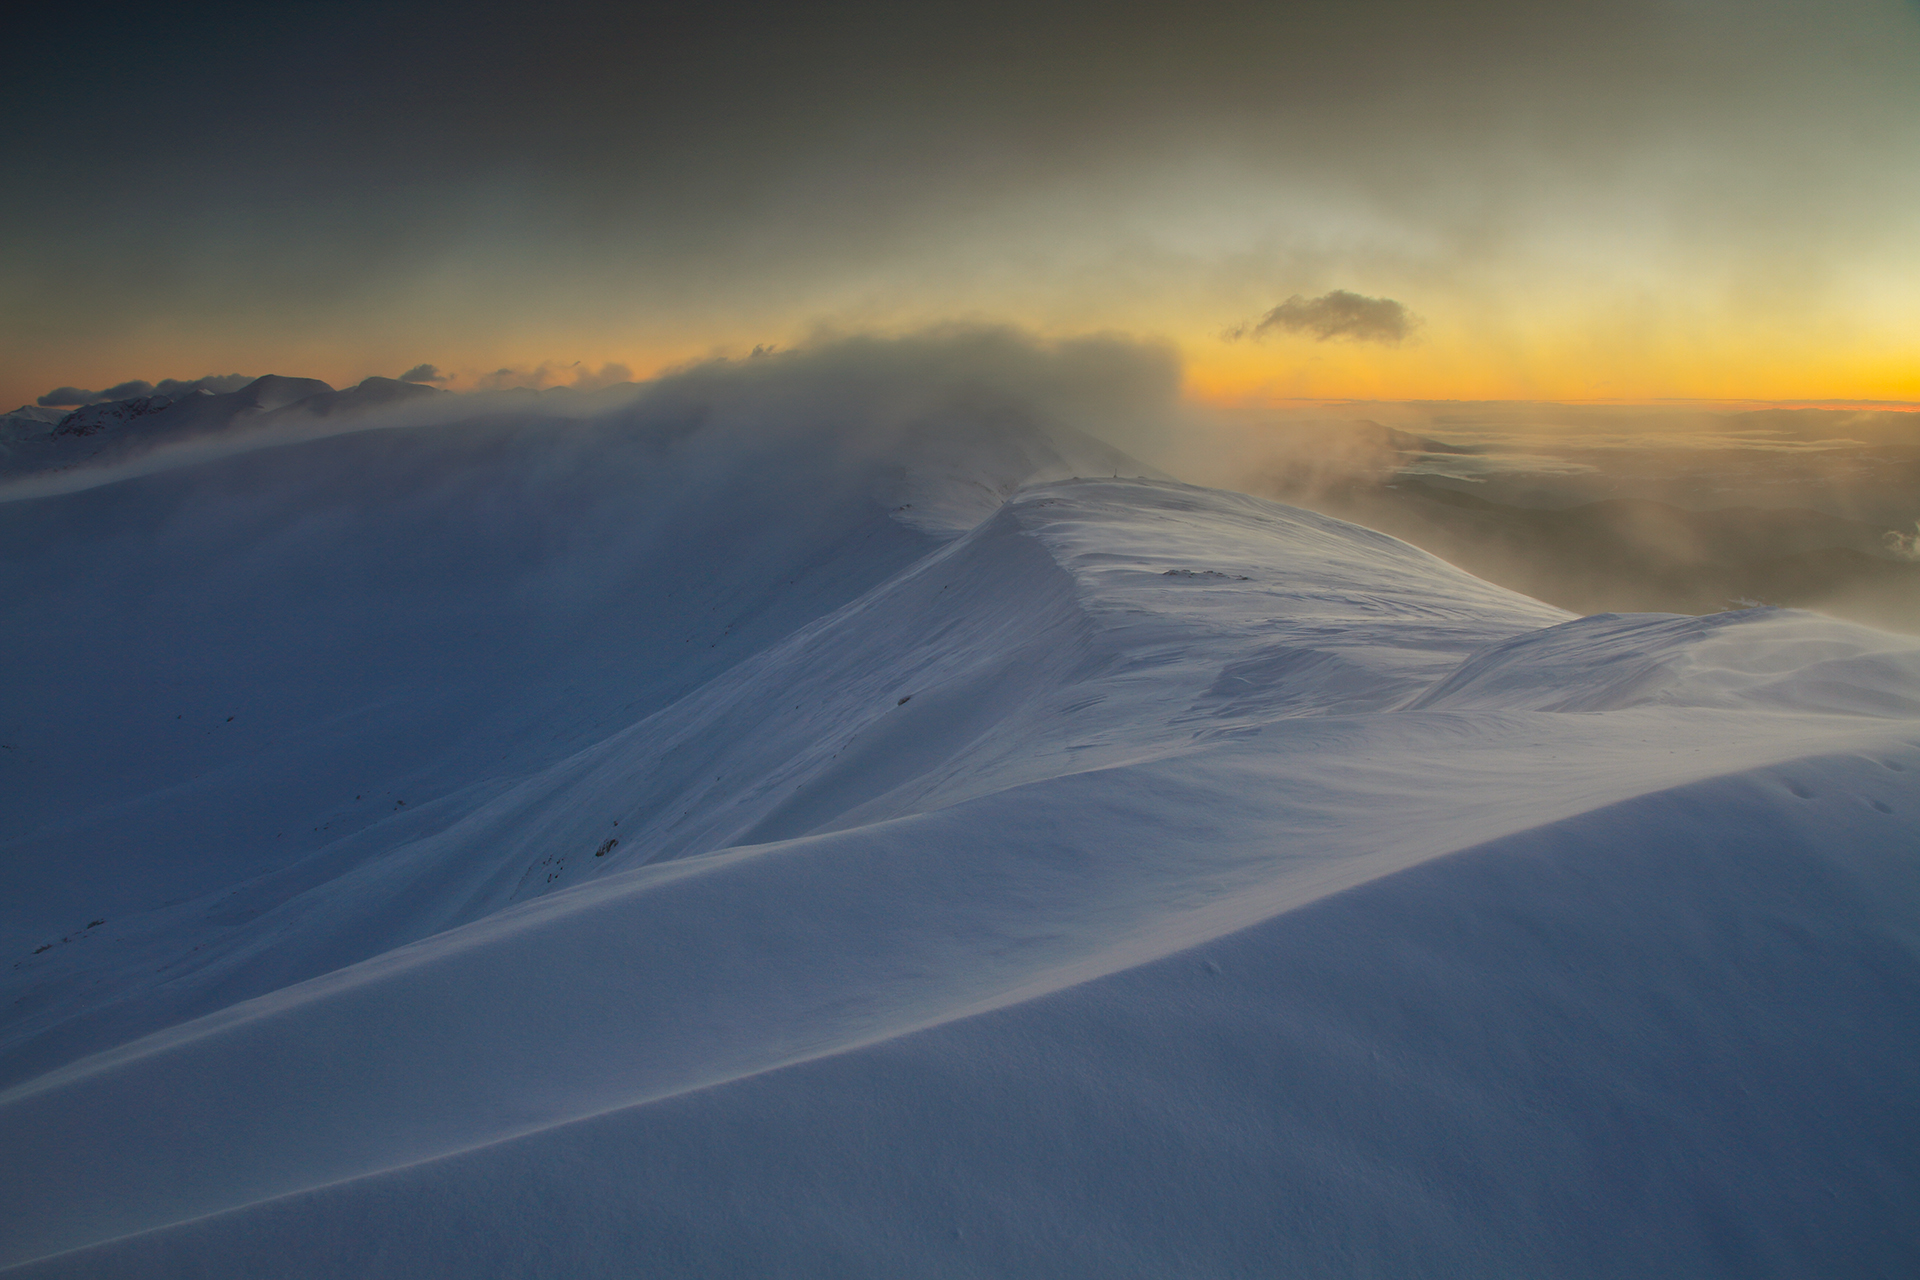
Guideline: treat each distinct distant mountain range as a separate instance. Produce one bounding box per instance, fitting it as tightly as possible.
[1,376,443,478]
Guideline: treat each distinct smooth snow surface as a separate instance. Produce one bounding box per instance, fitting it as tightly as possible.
[2,370,1917,1276]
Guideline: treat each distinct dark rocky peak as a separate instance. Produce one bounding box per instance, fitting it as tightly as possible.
[51,395,176,439]
[289,376,444,417]
[231,375,334,412]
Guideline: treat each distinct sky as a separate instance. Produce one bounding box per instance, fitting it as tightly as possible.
[6,0,1919,412]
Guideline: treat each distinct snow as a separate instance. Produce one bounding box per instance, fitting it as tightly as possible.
[1,348,1916,1275]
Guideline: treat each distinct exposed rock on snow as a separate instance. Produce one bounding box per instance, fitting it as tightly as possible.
[49,395,178,439]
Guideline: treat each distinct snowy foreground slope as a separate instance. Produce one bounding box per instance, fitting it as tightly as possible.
[2,362,1919,1276]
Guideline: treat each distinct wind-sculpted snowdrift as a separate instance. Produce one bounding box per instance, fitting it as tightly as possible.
[1,341,1917,1277]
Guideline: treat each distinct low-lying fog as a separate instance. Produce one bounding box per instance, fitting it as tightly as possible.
[1192,401,1920,635]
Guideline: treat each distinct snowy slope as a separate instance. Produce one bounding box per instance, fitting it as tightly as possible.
[2,348,1917,1275]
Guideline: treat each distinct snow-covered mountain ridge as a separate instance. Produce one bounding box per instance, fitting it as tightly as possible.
[1,347,1916,1276]
[0,374,442,483]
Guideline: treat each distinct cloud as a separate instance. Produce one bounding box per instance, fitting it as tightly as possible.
[39,380,152,406]
[38,387,106,407]
[1228,291,1419,345]
[629,325,1184,484]
[399,364,447,384]
[571,362,634,392]
[38,375,251,406]
[473,362,637,393]
[155,375,252,397]
[474,364,560,392]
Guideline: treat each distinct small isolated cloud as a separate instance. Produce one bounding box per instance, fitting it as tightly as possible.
[38,374,251,406]
[1227,291,1419,344]
[399,364,448,384]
